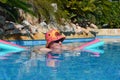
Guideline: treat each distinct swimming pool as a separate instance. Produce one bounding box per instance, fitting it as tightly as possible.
[0,38,120,80]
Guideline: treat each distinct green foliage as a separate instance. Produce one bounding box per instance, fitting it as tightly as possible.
[31,0,54,22]
[108,1,120,28]
[0,0,7,3]
[0,0,34,22]
[30,0,69,23]
[54,0,120,28]
[0,0,119,28]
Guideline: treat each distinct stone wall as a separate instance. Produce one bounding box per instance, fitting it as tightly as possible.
[97,29,120,36]
[3,31,94,40]
[3,29,120,40]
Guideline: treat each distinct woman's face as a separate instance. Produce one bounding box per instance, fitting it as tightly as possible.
[50,41,62,49]
[49,40,62,53]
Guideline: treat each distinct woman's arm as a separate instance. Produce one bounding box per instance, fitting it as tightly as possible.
[33,47,52,54]
[62,45,81,51]
[39,47,52,53]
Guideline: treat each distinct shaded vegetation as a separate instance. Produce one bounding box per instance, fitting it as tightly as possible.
[0,0,34,23]
[0,0,120,28]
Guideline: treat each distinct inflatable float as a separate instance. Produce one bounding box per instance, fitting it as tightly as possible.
[79,38,104,54]
[84,48,104,54]
[79,39,104,50]
[0,38,104,56]
[0,40,27,56]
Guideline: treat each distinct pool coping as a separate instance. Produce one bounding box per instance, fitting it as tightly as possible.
[8,35,120,46]
[9,37,95,46]
[96,35,120,39]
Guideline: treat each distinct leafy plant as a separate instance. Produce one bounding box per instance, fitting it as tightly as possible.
[0,0,34,22]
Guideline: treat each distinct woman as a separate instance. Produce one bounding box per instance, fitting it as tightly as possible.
[31,29,100,67]
[33,29,81,54]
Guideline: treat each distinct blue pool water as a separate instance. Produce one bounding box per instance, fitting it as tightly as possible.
[0,39,120,80]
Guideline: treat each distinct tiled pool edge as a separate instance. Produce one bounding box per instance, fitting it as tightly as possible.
[9,37,95,46]
[9,35,120,46]
[96,35,120,39]
[98,29,120,36]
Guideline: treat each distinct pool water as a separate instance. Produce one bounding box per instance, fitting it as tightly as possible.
[0,40,120,80]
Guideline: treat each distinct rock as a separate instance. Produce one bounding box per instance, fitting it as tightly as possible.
[90,23,98,29]
[30,32,45,40]
[64,23,74,32]
[29,25,38,34]
[39,21,48,28]
[5,29,20,35]
[58,25,65,32]
[48,23,58,30]
[72,23,83,34]
[15,24,24,30]
[0,28,4,34]
[0,16,5,26]
[22,20,32,26]
[20,29,30,34]
[4,21,15,30]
